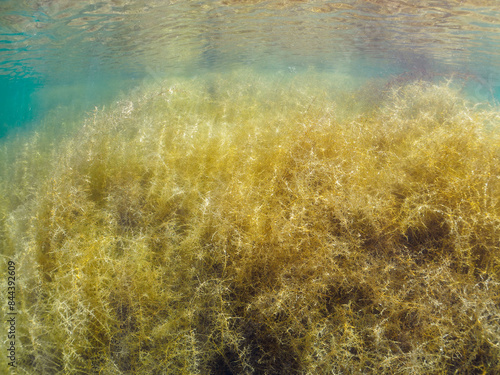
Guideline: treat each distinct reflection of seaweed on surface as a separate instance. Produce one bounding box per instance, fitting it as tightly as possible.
[1,70,499,374]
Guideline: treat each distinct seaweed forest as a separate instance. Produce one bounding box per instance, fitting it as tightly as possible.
[1,70,499,374]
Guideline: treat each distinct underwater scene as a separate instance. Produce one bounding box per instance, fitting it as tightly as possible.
[1,1,500,374]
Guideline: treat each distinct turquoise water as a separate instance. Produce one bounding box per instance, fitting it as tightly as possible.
[1,0,500,137]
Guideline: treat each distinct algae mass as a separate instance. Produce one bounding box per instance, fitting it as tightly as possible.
[1,70,500,374]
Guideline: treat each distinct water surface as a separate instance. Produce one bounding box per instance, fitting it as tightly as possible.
[1,0,499,137]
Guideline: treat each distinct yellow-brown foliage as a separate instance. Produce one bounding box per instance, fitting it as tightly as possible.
[1,70,499,374]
